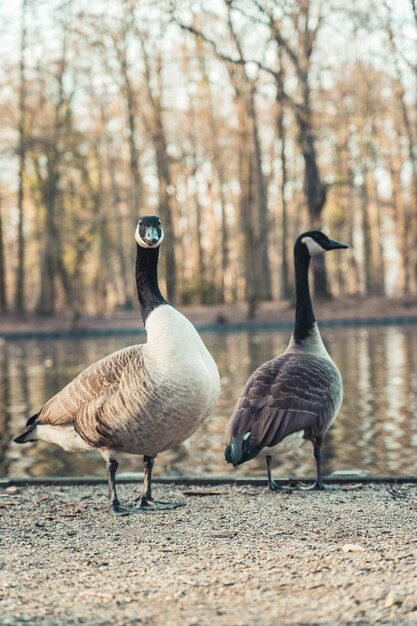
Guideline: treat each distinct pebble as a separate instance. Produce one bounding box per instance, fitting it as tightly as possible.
[342,543,365,553]
[5,486,20,494]
[385,593,402,608]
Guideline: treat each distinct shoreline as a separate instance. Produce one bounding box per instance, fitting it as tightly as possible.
[2,296,417,339]
[2,474,417,487]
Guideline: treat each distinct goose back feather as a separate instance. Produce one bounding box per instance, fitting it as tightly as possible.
[226,338,342,464]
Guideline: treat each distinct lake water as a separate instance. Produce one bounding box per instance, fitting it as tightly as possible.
[1,325,417,479]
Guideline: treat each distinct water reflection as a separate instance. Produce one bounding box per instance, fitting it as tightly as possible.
[2,325,417,478]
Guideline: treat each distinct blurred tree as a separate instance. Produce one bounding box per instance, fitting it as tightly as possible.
[115,17,142,210]
[137,21,177,302]
[0,0,416,317]
[177,3,273,316]
[34,11,73,315]
[276,45,290,300]
[15,0,27,315]
[249,0,330,296]
[193,36,230,303]
[0,191,6,313]
[384,4,417,293]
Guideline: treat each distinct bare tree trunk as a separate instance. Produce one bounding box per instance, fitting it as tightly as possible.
[386,15,417,291]
[103,128,132,307]
[38,161,61,315]
[225,5,271,305]
[225,72,262,316]
[411,0,417,28]
[181,42,207,303]
[219,177,229,302]
[37,28,71,315]
[269,0,329,296]
[360,172,372,295]
[249,87,272,300]
[276,55,290,299]
[390,26,416,137]
[369,171,385,296]
[360,166,384,296]
[296,102,329,297]
[0,192,7,313]
[119,40,142,220]
[154,117,177,302]
[108,156,133,309]
[140,36,177,301]
[15,0,27,314]
[177,10,270,308]
[191,164,206,301]
[194,36,229,301]
[238,99,258,318]
[339,127,360,295]
[390,160,410,295]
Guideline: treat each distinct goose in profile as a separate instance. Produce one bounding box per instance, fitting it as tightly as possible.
[14,215,221,515]
[225,231,348,490]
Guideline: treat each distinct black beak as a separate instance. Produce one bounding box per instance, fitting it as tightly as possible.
[327,239,349,250]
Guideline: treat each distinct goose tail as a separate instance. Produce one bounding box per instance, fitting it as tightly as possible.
[224,433,260,466]
[14,413,39,444]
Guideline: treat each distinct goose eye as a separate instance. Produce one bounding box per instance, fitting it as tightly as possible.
[139,220,143,225]
[158,220,161,225]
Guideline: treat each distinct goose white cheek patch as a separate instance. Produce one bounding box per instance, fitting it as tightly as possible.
[301,236,326,256]
[135,225,164,248]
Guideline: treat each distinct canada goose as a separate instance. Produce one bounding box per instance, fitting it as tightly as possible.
[14,215,221,515]
[224,231,348,490]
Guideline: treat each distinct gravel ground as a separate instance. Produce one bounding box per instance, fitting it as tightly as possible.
[1,482,417,626]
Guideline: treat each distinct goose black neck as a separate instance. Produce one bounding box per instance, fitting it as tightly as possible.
[135,244,167,324]
[293,246,316,342]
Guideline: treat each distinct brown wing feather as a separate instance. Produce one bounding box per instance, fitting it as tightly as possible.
[73,349,147,449]
[37,345,142,427]
[226,353,342,451]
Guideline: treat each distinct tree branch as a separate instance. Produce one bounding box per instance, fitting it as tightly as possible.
[412,0,417,27]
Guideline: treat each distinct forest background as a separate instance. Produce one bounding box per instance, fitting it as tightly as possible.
[0,0,416,321]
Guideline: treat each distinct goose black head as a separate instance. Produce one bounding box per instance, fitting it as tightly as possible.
[135,215,164,249]
[296,230,348,257]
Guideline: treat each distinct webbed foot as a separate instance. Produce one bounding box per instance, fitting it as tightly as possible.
[110,499,134,516]
[134,496,185,511]
[268,480,294,492]
[298,481,339,491]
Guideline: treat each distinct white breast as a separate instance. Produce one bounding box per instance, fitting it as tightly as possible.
[139,305,220,452]
[144,305,219,386]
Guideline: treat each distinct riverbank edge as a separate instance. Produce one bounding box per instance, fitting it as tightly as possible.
[2,314,417,340]
[2,474,417,487]
[2,296,417,340]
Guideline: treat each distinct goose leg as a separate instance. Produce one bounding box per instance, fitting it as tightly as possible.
[106,458,131,516]
[312,440,326,490]
[301,436,337,491]
[266,455,293,492]
[134,455,185,511]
